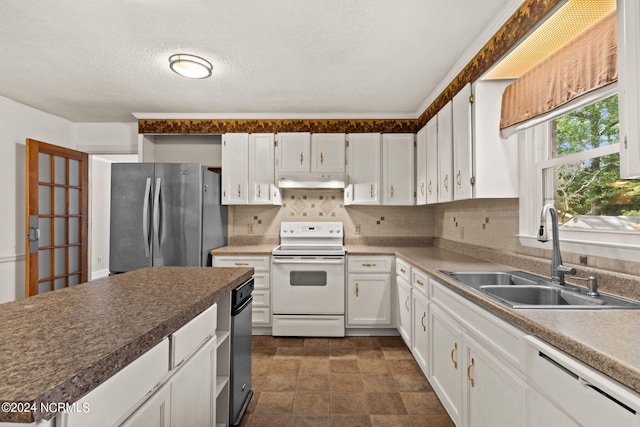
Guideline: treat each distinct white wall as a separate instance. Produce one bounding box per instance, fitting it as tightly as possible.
[0,95,138,303]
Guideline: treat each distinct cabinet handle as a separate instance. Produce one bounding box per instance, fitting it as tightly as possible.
[451,342,458,369]
[237,184,241,197]
[421,312,426,331]
[362,263,377,267]
[370,184,374,198]
[428,180,432,195]
[300,152,304,165]
[234,262,250,266]
[456,170,462,189]
[356,282,359,297]
[390,185,394,198]
[400,268,405,274]
[405,296,410,311]
[416,279,424,286]
[320,151,324,165]
[257,184,261,198]
[444,174,449,191]
[421,182,425,196]
[467,357,475,387]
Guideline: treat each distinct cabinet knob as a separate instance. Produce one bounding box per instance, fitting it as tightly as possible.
[300,152,304,164]
[421,182,425,196]
[320,152,324,165]
[400,268,406,274]
[237,184,241,197]
[451,342,458,369]
[416,279,424,286]
[390,185,395,198]
[257,184,262,198]
[370,184,374,199]
[428,180,432,195]
[467,357,475,387]
[456,170,462,189]
[444,175,449,191]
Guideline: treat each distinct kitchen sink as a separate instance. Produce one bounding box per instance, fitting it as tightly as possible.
[439,270,640,309]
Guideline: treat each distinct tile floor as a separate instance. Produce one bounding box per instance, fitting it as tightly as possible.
[240,336,454,427]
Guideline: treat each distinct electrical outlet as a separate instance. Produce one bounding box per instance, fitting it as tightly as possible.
[248,224,254,234]
[355,225,361,235]
[97,256,103,263]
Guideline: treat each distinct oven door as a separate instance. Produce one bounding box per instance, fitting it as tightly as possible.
[271,256,345,315]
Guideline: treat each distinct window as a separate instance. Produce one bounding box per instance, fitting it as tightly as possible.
[519,86,640,261]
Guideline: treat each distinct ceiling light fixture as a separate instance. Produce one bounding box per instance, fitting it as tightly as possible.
[168,54,212,79]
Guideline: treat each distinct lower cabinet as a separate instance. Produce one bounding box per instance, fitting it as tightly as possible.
[121,384,171,427]
[346,256,394,329]
[411,289,429,377]
[396,277,412,346]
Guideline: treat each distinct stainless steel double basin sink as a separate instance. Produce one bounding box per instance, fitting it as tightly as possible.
[439,270,640,309]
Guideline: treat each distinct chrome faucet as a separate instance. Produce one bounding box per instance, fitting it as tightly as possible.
[537,203,576,285]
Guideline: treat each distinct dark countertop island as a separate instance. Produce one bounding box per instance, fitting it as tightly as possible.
[0,266,253,423]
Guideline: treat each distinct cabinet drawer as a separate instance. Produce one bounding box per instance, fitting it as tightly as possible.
[253,272,270,290]
[412,268,429,296]
[396,258,412,282]
[63,339,169,427]
[213,256,270,272]
[171,304,217,369]
[253,290,270,308]
[252,307,272,326]
[431,279,524,369]
[347,256,393,273]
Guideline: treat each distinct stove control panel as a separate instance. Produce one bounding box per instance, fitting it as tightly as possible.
[280,222,343,237]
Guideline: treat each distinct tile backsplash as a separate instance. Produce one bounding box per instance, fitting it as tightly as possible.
[231,189,434,244]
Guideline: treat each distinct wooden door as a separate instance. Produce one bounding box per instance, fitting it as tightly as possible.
[26,139,89,297]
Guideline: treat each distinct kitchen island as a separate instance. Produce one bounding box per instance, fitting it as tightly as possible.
[0,266,253,424]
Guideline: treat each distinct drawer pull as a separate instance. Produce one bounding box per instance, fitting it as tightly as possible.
[467,358,475,387]
[235,262,250,266]
[370,184,374,198]
[420,182,425,196]
[416,279,424,286]
[405,296,410,311]
[356,282,359,297]
[400,268,406,274]
[421,312,426,331]
[451,342,458,369]
[362,263,377,267]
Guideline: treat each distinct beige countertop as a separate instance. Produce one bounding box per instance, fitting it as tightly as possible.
[0,266,253,423]
[213,244,640,394]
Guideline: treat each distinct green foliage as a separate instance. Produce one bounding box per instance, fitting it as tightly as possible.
[553,94,640,221]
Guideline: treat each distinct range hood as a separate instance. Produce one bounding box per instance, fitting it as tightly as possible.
[277,173,346,189]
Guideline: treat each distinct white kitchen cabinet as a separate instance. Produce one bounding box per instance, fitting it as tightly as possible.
[213,255,271,330]
[618,0,640,179]
[344,133,381,205]
[248,133,280,205]
[170,337,216,427]
[411,289,429,376]
[525,335,640,427]
[426,116,439,204]
[382,134,415,205]
[215,293,231,427]
[120,383,171,427]
[138,134,222,167]
[415,125,428,205]
[437,102,453,203]
[452,83,473,201]
[221,133,249,205]
[311,133,346,173]
[528,388,580,427]
[395,258,412,346]
[276,132,311,174]
[346,256,394,328]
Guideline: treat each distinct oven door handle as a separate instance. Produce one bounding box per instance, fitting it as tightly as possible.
[272,258,344,265]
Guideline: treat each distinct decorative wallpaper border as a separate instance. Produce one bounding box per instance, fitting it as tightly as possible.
[138,0,563,135]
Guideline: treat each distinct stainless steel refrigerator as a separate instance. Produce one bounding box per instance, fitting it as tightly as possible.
[109,163,227,274]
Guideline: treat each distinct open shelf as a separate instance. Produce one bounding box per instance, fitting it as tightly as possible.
[216,376,229,398]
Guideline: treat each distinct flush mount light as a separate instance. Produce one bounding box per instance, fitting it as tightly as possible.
[168,54,212,79]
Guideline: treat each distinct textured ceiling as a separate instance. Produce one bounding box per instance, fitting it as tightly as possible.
[0,0,513,122]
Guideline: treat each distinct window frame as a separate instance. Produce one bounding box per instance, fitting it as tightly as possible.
[518,83,640,262]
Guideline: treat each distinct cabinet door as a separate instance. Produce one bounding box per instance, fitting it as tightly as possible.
[249,133,275,204]
[416,125,428,205]
[464,337,525,427]
[452,82,473,201]
[347,274,391,326]
[619,0,640,179]
[426,116,439,204]
[277,132,311,173]
[311,133,346,173]
[411,291,429,375]
[222,133,249,204]
[347,133,381,205]
[528,388,580,427]
[429,304,462,425]
[121,384,171,427]
[171,338,216,427]
[382,133,415,205]
[437,102,453,202]
[396,277,412,346]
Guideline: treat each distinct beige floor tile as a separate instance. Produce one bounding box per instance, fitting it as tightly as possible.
[409,415,455,427]
[361,374,398,393]
[300,358,331,375]
[290,414,332,427]
[252,359,272,375]
[254,391,295,414]
[297,374,330,392]
[329,373,363,392]
[330,347,357,359]
[330,414,372,426]
[357,348,385,359]
[264,374,299,391]
[330,392,367,414]
[387,359,422,375]
[248,413,292,426]
[275,347,305,358]
[292,392,331,414]
[358,359,391,375]
[304,338,330,347]
[269,358,301,375]
[393,374,433,392]
[401,392,449,415]
[370,414,412,426]
[365,393,407,415]
[330,359,360,374]
[381,347,413,360]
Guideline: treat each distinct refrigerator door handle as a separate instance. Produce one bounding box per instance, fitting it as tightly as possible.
[142,177,152,258]
[153,177,162,252]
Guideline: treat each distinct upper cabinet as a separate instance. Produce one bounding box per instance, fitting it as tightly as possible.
[382,133,415,205]
[437,102,454,203]
[618,0,640,179]
[345,133,382,205]
[221,133,249,205]
[426,116,439,204]
[276,132,346,176]
[416,125,428,205]
[452,83,473,201]
[249,133,281,205]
